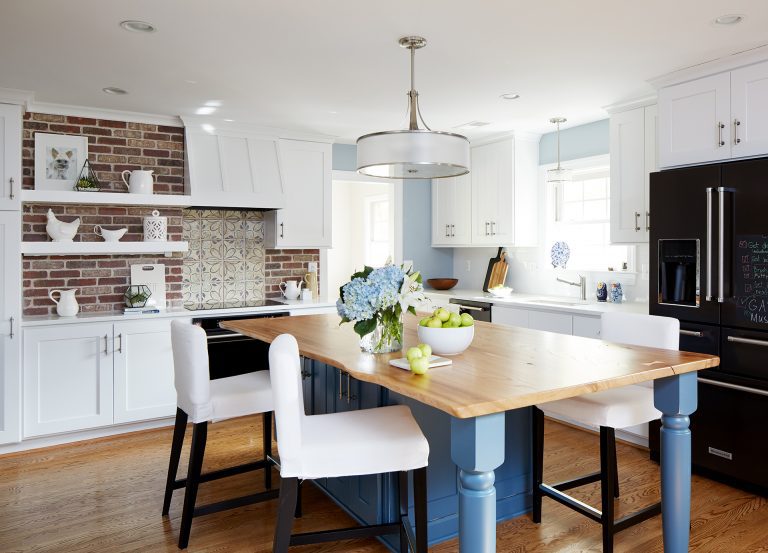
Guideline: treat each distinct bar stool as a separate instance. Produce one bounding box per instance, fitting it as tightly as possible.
[162,320,278,549]
[532,312,679,553]
[268,334,430,553]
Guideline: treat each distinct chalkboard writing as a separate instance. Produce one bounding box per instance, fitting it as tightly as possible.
[735,235,768,325]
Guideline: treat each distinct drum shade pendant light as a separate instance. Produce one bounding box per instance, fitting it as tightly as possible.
[356,36,470,179]
[547,117,572,183]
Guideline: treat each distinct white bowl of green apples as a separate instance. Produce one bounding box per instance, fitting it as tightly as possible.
[416,307,475,356]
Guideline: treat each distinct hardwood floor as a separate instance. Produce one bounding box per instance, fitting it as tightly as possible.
[1,416,766,552]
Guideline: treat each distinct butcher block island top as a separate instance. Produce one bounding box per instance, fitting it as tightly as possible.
[222,314,719,419]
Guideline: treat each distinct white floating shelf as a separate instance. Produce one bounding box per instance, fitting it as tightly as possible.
[22,190,193,207]
[21,241,189,257]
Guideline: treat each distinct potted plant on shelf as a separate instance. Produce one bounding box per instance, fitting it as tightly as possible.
[337,262,425,353]
[73,159,101,192]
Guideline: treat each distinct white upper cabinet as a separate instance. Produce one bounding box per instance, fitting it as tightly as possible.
[433,135,538,248]
[658,73,731,168]
[0,211,21,444]
[264,139,332,248]
[0,104,21,211]
[431,174,471,246]
[731,60,768,158]
[184,126,285,209]
[609,104,656,243]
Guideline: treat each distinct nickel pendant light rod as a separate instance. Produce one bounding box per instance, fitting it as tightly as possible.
[547,117,571,183]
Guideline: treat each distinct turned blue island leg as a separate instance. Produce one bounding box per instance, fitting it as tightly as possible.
[654,372,698,553]
[450,412,505,553]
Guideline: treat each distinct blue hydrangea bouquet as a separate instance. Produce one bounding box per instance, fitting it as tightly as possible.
[337,263,425,353]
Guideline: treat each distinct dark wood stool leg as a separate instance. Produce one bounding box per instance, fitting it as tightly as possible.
[178,422,207,550]
[531,406,545,523]
[273,477,299,553]
[162,408,188,516]
[612,430,620,498]
[600,426,616,553]
[398,471,408,552]
[263,411,273,490]
[413,467,428,553]
[294,479,303,518]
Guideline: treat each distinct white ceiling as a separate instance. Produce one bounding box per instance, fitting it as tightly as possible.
[1,1,767,141]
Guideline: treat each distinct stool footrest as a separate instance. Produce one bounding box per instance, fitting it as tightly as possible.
[192,488,280,518]
[173,459,273,489]
[613,502,662,533]
[290,523,401,546]
[551,471,602,492]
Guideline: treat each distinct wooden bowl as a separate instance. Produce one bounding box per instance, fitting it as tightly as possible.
[427,278,459,290]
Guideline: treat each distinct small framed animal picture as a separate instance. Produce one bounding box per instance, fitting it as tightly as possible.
[34,133,89,191]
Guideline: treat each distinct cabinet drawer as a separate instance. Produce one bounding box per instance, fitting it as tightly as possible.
[491,306,529,328]
[572,315,601,339]
[528,311,572,335]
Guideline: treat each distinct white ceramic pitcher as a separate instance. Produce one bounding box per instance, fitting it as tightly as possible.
[49,289,79,317]
[121,170,154,194]
[279,280,303,300]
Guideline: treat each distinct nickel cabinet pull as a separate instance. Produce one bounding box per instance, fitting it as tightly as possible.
[117,333,123,353]
[103,334,109,355]
[445,224,449,237]
[734,119,741,145]
[645,211,650,232]
[490,221,496,236]
[451,224,455,237]
[698,377,768,398]
[8,316,13,339]
[634,212,640,232]
[718,122,725,147]
[279,222,284,238]
[8,177,14,200]
[485,221,489,236]
[727,335,768,348]
[679,329,703,337]
[338,369,343,400]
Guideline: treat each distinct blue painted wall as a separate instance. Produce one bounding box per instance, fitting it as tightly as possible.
[331,143,453,280]
[538,119,609,164]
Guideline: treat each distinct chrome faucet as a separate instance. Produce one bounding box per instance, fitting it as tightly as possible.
[556,275,587,301]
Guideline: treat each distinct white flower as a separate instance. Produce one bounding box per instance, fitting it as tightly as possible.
[398,271,425,313]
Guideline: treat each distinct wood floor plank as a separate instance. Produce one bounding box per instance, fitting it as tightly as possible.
[0,416,765,552]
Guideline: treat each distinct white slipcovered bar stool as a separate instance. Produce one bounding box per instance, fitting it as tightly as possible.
[162,320,278,549]
[268,334,430,552]
[532,312,679,553]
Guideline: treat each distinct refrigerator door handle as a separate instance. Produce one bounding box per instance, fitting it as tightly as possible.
[706,187,713,302]
[698,377,768,398]
[727,335,768,348]
[717,187,735,303]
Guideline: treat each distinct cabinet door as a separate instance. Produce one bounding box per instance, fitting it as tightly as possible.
[0,104,21,211]
[23,323,114,437]
[731,60,768,158]
[658,73,731,167]
[431,176,455,246]
[451,173,472,244]
[528,311,572,335]
[113,319,179,424]
[491,306,529,328]
[471,140,514,245]
[610,108,646,243]
[572,315,602,339]
[268,140,332,248]
[0,212,20,444]
[643,104,658,234]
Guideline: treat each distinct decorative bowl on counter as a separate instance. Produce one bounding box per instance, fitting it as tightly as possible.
[488,285,513,298]
[427,278,459,290]
[417,325,474,355]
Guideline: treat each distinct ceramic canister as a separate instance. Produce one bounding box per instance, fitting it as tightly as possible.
[609,282,623,303]
[143,209,167,242]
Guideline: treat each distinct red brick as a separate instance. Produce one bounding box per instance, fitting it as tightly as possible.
[23,307,49,316]
[66,278,97,286]
[82,126,112,136]
[142,148,170,157]
[158,125,184,134]
[49,124,82,134]
[49,270,80,278]
[97,277,125,285]
[97,136,126,146]
[144,132,171,141]
[98,207,127,216]
[26,122,49,131]
[88,145,111,154]
[98,119,127,128]
[67,116,98,125]
[34,279,65,287]
[98,259,128,268]
[32,113,65,123]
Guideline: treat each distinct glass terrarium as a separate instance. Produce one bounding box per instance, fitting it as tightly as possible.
[124,285,152,308]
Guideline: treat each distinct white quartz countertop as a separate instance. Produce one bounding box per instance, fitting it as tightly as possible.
[21,299,338,327]
[423,289,649,317]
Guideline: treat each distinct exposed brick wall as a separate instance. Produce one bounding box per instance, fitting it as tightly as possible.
[22,112,185,193]
[264,249,320,299]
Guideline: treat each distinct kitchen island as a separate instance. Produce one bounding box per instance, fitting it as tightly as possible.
[223,314,718,552]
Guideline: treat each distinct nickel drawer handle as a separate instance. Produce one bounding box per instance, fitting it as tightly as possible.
[727,335,768,347]
[717,122,725,147]
[680,330,703,337]
[457,304,486,311]
[634,212,640,232]
[734,119,741,145]
[698,377,768,398]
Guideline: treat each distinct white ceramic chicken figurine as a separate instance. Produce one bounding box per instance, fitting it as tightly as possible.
[46,209,80,242]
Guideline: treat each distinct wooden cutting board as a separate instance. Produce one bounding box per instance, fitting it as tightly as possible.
[483,247,508,292]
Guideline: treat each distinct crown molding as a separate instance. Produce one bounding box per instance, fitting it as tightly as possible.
[649,43,768,89]
[27,101,183,126]
[0,87,34,109]
[603,95,657,115]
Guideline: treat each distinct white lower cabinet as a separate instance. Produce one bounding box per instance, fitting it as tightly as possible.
[572,315,602,339]
[491,306,529,328]
[492,305,600,337]
[528,311,572,334]
[23,318,182,438]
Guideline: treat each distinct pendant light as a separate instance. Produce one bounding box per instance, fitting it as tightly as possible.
[356,36,470,179]
[547,117,571,183]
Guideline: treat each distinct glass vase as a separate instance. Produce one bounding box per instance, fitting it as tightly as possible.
[360,317,403,354]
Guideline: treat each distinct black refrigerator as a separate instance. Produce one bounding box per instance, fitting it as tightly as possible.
[649,158,768,494]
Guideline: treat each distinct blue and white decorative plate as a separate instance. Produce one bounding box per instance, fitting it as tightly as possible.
[550,241,570,268]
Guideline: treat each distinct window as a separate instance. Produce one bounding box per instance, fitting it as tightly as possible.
[365,195,391,266]
[547,158,633,271]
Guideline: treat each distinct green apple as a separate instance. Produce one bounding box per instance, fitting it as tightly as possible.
[410,356,429,375]
[434,308,450,322]
[460,313,475,327]
[419,317,431,327]
[406,347,423,362]
[447,312,462,328]
[426,317,443,328]
[417,343,432,358]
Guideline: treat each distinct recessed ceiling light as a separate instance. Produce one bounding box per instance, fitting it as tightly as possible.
[201,124,216,134]
[500,93,521,100]
[224,119,234,122]
[454,121,491,129]
[119,20,156,33]
[185,79,198,85]
[195,106,216,115]
[714,14,744,25]
[102,86,127,95]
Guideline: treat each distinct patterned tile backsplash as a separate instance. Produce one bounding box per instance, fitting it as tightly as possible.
[182,210,265,306]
